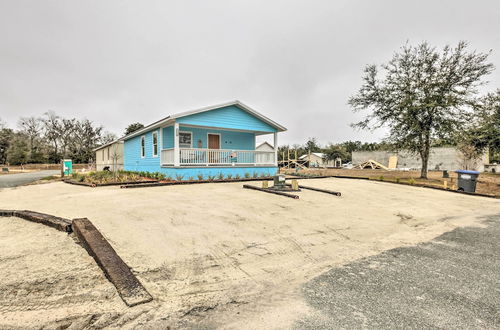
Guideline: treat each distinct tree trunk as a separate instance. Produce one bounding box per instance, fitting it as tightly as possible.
[420,134,431,179]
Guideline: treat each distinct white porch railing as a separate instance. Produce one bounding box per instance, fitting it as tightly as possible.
[161,148,275,166]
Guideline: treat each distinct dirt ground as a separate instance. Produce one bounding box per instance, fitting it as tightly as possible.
[0,179,499,328]
[283,168,500,197]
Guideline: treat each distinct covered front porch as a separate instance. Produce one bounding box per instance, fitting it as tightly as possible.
[159,122,278,167]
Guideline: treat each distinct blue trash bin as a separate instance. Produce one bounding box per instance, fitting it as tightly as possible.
[455,170,480,193]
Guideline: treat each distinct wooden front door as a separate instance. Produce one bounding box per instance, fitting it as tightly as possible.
[208,134,220,149]
[208,134,220,163]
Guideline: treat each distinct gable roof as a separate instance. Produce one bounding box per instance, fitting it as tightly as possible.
[123,100,286,141]
[256,141,275,150]
[299,152,325,160]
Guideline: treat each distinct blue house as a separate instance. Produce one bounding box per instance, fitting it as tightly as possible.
[122,101,286,180]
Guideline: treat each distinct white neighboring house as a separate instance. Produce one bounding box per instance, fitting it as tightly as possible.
[255,142,275,165]
[299,152,341,168]
[94,140,124,171]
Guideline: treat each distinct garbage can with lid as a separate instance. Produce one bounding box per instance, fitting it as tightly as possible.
[455,170,480,193]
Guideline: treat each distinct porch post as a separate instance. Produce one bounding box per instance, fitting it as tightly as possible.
[273,132,278,167]
[174,122,180,167]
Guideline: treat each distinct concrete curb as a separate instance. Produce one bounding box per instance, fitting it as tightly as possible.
[72,218,153,307]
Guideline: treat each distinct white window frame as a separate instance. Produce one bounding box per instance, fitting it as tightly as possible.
[152,131,158,157]
[140,136,146,158]
[179,131,193,148]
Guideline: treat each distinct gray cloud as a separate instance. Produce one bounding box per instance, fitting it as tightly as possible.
[1,0,499,146]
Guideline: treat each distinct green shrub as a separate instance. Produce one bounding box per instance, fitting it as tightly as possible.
[235,174,241,179]
[226,174,233,179]
[175,174,184,181]
[208,174,215,181]
[217,173,225,180]
[379,175,384,181]
[244,172,250,178]
[395,177,400,183]
[409,178,416,185]
[252,172,258,178]
[197,174,204,181]
[188,176,194,181]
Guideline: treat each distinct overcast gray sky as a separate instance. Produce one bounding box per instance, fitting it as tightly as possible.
[1,0,499,146]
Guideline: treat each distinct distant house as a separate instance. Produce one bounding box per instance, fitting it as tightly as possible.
[94,140,124,171]
[299,153,341,168]
[121,101,286,179]
[256,141,275,152]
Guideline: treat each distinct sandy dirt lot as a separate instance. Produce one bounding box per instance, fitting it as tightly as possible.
[283,168,500,196]
[0,179,498,328]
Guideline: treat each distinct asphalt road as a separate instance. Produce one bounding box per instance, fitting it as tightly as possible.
[297,214,500,329]
[0,170,59,188]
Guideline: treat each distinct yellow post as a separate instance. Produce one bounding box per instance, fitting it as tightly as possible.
[291,179,299,190]
[262,181,268,189]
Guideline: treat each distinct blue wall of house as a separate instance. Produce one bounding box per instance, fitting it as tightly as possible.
[154,166,278,180]
[162,125,255,150]
[176,105,277,133]
[124,129,160,172]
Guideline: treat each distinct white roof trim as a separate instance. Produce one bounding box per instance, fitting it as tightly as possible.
[93,140,124,152]
[256,141,275,149]
[122,100,286,141]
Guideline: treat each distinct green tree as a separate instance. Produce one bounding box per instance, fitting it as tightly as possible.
[349,41,494,178]
[6,133,29,165]
[124,122,144,136]
[323,144,348,162]
[0,120,13,164]
[462,89,500,162]
[304,138,321,154]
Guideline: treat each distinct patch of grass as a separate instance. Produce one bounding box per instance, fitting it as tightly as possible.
[41,175,57,181]
[408,178,416,185]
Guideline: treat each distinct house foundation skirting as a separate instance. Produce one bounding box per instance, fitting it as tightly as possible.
[123,165,278,180]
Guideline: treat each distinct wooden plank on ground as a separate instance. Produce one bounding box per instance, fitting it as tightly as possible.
[72,218,153,307]
[243,184,299,199]
[14,210,72,232]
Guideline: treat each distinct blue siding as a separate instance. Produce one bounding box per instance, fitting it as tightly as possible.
[162,126,174,148]
[161,125,255,150]
[147,166,278,180]
[124,129,160,171]
[176,105,277,133]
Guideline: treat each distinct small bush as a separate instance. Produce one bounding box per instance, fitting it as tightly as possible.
[175,174,184,181]
[166,176,172,181]
[208,174,215,181]
[244,172,250,178]
[226,174,233,179]
[235,174,241,179]
[197,174,204,181]
[188,176,194,181]
[395,177,400,183]
[252,172,258,178]
[217,172,225,180]
[379,175,384,181]
[409,178,416,185]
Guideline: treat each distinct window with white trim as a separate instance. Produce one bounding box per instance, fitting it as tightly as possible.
[140,136,145,158]
[179,131,192,148]
[152,131,158,157]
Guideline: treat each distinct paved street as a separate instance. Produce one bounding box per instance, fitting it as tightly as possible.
[298,214,500,329]
[0,170,59,188]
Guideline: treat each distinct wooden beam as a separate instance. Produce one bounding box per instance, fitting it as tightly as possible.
[243,184,299,199]
[72,218,153,307]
